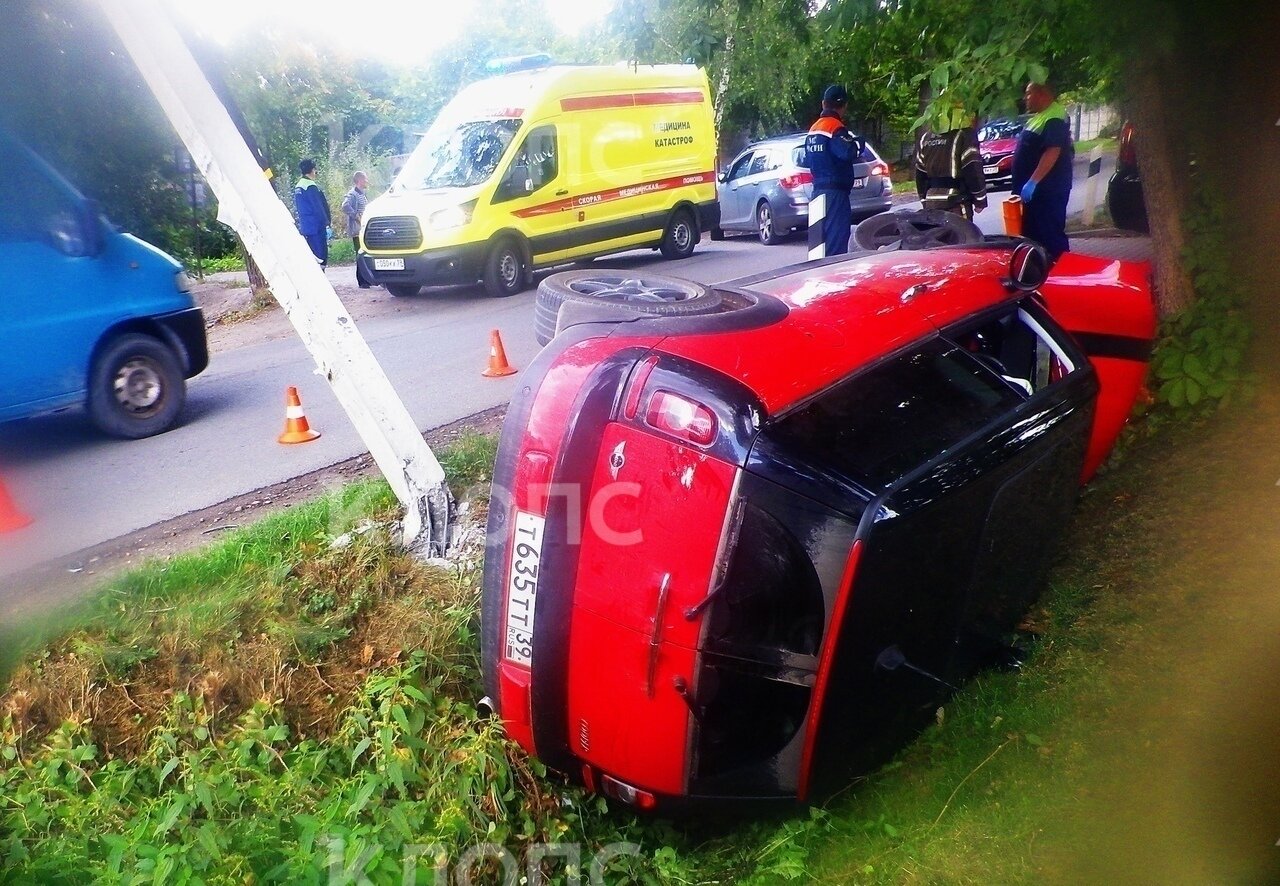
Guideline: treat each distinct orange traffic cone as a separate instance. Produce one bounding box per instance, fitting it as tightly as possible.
[482,329,518,378]
[277,386,321,444]
[0,474,32,534]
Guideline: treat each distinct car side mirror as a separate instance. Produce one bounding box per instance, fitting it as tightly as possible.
[1008,241,1050,291]
[717,171,728,183]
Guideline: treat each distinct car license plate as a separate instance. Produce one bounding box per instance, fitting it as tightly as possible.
[852,177,867,189]
[373,258,405,271]
[504,511,545,666]
[983,165,1000,175]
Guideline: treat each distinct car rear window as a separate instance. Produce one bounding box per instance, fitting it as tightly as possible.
[766,338,1026,489]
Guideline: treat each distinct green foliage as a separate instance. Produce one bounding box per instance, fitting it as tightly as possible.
[1150,187,1254,417]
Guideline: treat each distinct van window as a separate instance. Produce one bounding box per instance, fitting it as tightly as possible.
[493,126,558,203]
[394,118,522,191]
[0,141,76,243]
[767,338,1025,488]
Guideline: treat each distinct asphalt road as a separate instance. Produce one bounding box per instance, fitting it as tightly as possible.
[0,237,818,586]
[0,155,1114,590]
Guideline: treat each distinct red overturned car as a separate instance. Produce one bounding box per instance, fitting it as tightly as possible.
[481,223,1155,810]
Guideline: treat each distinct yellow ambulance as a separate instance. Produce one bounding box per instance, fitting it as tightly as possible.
[358,61,719,298]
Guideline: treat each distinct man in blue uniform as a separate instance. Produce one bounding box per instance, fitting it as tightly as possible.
[293,158,332,267]
[803,84,863,256]
[1012,82,1074,261]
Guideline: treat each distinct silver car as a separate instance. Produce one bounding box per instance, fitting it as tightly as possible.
[715,133,893,245]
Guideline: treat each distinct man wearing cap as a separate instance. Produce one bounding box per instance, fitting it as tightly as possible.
[914,104,987,220]
[803,84,864,256]
[293,158,332,268]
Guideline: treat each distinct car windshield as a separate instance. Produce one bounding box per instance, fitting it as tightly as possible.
[394,119,522,191]
[979,119,1024,141]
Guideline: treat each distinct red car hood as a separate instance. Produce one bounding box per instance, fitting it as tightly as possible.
[981,136,1018,156]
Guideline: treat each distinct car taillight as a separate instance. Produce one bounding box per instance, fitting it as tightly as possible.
[645,390,717,446]
[778,171,813,190]
[1118,121,1137,168]
[869,161,889,177]
[600,774,658,810]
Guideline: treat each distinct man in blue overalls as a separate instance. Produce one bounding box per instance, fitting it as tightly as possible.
[804,84,863,256]
[1012,82,1074,261]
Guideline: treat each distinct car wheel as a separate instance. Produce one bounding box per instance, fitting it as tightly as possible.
[386,283,420,297]
[659,208,698,259]
[484,238,528,298]
[852,209,984,251]
[88,333,186,439]
[533,270,723,346]
[757,201,782,246]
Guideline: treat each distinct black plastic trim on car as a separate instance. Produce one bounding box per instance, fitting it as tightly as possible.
[527,351,647,774]
[360,241,487,286]
[154,307,208,378]
[528,212,667,256]
[1069,331,1154,362]
[556,286,790,344]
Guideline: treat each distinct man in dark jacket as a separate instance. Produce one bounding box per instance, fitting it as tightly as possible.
[293,158,332,267]
[803,84,863,256]
[914,105,988,220]
[1012,82,1074,260]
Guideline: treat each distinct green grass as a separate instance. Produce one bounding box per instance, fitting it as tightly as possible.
[1073,136,1117,155]
[193,239,356,277]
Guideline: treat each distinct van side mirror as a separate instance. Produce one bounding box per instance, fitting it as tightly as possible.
[48,200,104,258]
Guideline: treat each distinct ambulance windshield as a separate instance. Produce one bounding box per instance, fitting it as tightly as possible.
[395,119,523,191]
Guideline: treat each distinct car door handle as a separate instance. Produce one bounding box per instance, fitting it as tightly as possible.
[555,189,569,196]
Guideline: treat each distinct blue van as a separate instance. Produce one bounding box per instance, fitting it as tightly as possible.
[0,129,207,438]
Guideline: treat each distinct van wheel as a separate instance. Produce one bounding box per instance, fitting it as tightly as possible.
[88,333,186,439]
[387,284,421,297]
[533,270,721,346]
[484,238,527,298]
[660,209,698,259]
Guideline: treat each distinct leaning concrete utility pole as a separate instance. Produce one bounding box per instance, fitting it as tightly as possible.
[97,0,451,555]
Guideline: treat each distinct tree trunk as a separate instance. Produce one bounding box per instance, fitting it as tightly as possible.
[241,240,269,293]
[713,29,735,140]
[1125,56,1196,317]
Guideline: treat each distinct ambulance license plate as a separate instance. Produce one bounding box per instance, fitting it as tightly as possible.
[373,258,405,271]
[983,165,1000,175]
[504,511,545,666]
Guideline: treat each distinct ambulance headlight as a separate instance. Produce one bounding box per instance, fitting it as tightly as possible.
[428,203,473,231]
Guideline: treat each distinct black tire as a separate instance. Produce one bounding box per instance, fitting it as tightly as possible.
[852,209,984,252]
[533,270,722,346]
[88,333,186,439]
[659,208,698,259]
[483,238,528,298]
[756,201,782,246]
[386,283,420,297]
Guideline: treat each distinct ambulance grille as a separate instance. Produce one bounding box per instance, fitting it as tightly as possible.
[363,216,422,250]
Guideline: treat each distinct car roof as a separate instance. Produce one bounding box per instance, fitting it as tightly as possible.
[653,246,1018,413]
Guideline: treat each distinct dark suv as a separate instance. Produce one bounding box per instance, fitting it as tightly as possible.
[482,237,1155,810]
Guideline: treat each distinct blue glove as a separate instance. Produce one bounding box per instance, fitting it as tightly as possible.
[1019,179,1037,203]
[325,225,333,241]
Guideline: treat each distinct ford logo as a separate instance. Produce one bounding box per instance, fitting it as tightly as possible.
[382,228,396,237]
